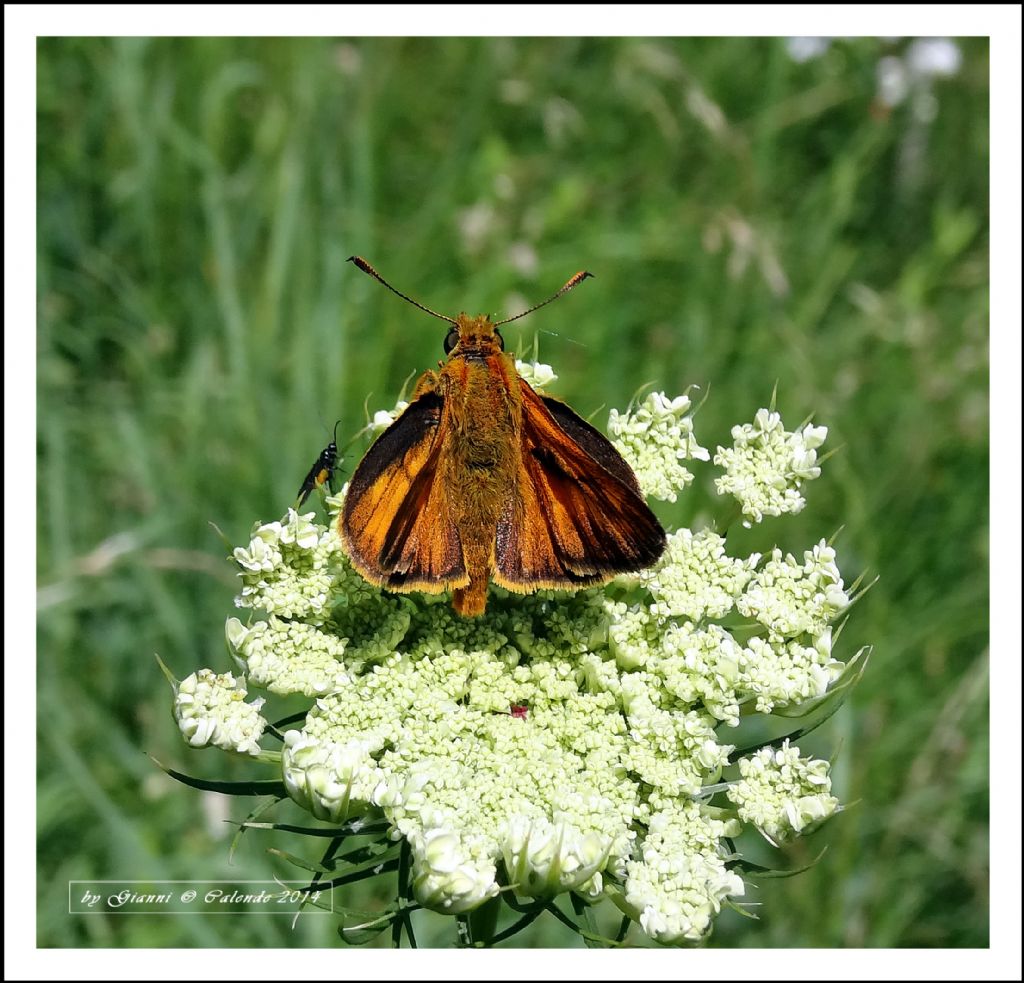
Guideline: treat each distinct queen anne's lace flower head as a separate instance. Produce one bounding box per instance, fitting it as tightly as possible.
[726,740,839,844]
[515,359,558,388]
[608,391,709,502]
[714,408,827,524]
[173,669,266,756]
[170,387,860,945]
[737,540,849,638]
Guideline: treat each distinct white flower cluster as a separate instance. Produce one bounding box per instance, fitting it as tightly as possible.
[232,509,341,619]
[173,669,266,756]
[177,388,856,945]
[289,641,638,912]
[608,391,709,502]
[225,517,849,932]
[713,408,828,524]
[623,801,744,945]
[281,730,384,823]
[409,828,500,914]
[226,616,350,697]
[515,359,558,389]
[737,540,849,638]
[648,529,759,622]
[502,815,611,899]
[740,629,843,713]
[657,623,744,726]
[726,741,839,844]
[370,400,410,433]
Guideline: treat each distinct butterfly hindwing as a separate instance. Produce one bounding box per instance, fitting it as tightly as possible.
[341,389,467,591]
[493,380,665,590]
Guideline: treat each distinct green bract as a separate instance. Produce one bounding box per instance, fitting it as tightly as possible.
[171,390,863,947]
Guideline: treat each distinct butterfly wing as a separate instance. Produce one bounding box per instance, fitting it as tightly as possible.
[341,390,468,592]
[493,382,666,590]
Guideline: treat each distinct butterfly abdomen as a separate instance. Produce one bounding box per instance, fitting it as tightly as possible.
[443,352,522,616]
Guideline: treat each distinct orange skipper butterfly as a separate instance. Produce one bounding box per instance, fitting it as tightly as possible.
[341,257,666,617]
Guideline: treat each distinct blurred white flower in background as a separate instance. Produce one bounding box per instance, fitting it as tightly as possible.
[783,36,963,120]
[786,37,831,63]
[876,38,963,116]
[906,38,963,79]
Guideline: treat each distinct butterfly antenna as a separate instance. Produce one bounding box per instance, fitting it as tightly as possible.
[494,271,593,327]
[348,256,457,326]
[332,419,341,445]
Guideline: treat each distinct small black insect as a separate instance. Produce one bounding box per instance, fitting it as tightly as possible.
[295,421,342,507]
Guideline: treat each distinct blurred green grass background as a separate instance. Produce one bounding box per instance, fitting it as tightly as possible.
[37,37,988,948]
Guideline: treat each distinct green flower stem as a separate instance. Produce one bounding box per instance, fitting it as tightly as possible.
[306,835,345,906]
[466,894,502,946]
[503,892,542,913]
[544,899,585,936]
[270,710,308,730]
[570,892,604,946]
[614,914,631,943]
[489,903,545,944]
[393,840,415,948]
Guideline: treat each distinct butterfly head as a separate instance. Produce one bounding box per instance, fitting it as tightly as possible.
[444,315,504,357]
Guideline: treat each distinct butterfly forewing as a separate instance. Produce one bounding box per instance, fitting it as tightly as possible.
[493,380,666,590]
[341,391,468,591]
[538,395,644,494]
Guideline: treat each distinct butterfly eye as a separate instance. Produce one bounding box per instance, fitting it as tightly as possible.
[493,328,505,351]
[443,327,459,355]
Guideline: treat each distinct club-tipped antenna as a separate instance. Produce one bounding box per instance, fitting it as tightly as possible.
[348,256,457,326]
[495,270,593,327]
